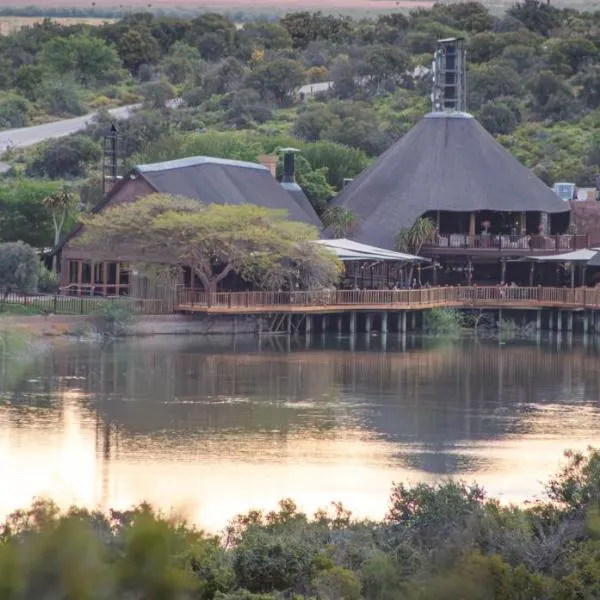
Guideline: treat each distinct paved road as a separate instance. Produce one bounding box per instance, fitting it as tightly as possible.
[0,104,140,154]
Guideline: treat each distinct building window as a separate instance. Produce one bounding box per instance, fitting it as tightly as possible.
[81,262,92,284]
[93,262,104,285]
[68,261,78,284]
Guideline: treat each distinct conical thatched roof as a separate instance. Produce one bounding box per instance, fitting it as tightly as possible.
[332,112,569,249]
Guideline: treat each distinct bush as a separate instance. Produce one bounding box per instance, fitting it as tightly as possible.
[423,308,464,334]
[94,301,134,337]
[26,135,102,179]
[0,94,31,129]
[38,77,86,117]
[0,241,39,299]
[37,264,59,294]
[139,79,175,109]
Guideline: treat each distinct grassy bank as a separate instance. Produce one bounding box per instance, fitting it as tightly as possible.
[1,448,600,599]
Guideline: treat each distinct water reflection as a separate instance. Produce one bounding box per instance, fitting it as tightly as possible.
[1,335,600,530]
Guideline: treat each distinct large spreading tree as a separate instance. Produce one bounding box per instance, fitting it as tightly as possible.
[76,195,341,292]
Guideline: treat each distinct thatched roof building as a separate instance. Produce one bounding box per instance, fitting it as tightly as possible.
[331,112,569,249]
[133,156,321,226]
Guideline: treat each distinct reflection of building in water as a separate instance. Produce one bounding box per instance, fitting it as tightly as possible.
[35,337,600,449]
[3,337,600,526]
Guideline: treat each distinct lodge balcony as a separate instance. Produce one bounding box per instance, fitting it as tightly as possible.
[422,233,589,257]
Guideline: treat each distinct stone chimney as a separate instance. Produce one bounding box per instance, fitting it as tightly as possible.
[258,154,277,178]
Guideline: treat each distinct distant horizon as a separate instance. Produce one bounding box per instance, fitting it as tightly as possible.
[0,0,434,8]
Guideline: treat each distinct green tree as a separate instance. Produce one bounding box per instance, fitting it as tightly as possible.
[39,33,123,86]
[313,567,362,600]
[528,70,575,121]
[0,241,39,300]
[0,180,60,248]
[116,25,160,74]
[301,141,369,190]
[574,65,600,110]
[478,101,517,135]
[237,22,292,58]
[508,0,560,36]
[293,103,339,142]
[42,188,76,272]
[77,195,341,292]
[13,64,43,101]
[468,62,522,110]
[364,44,409,90]
[26,135,101,179]
[545,37,598,77]
[185,13,236,61]
[245,59,305,106]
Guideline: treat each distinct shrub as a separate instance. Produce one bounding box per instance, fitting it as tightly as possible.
[423,308,464,334]
[38,77,86,117]
[37,264,59,294]
[0,241,39,299]
[26,135,102,179]
[94,301,134,337]
[0,94,31,129]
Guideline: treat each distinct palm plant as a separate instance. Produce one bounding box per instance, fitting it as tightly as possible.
[395,217,437,285]
[322,206,358,238]
[43,188,75,272]
[395,217,437,255]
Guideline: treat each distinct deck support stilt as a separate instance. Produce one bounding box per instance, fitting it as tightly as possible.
[381,312,388,334]
[287,314,292,336]
[365,313,372,334]
[536,310,542,331]
[321,315,328,333]
[567,311,573,332]
[584,311,589,335]
[400,311,407,333]
[258,318,263,337]
[337,314,343,335]
[349,312,356,335]
[410,312,416,331]
[557,310,563,332]
[305,315,312,335]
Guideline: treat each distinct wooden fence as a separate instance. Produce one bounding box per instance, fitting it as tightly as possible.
[176,286,600,312]
[2,293,173,315]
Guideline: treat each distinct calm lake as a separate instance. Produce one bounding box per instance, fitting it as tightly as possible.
[1,334,599,530]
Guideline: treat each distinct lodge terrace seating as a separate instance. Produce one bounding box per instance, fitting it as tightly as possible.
[432,234,581,251]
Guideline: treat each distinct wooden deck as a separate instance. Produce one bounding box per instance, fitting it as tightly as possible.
[176,286,600,315]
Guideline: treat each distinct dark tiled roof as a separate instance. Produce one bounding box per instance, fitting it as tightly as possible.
[136,156,321,227]
[332,112,569,249]
[280,181,322,228]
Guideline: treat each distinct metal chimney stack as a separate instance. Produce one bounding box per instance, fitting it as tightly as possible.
[280,147,300,183]
[102,123,121,194]
[432,38,467,113]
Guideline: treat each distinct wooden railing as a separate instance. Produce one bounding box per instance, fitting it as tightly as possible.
[176,286,600,311]
[424,233,589,251]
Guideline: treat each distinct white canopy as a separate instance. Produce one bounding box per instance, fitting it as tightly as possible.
[315,238,426,263]
[530,248,600,262]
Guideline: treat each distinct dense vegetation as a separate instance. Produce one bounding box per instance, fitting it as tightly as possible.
[2,447,600,599]
[3,1,600,249]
